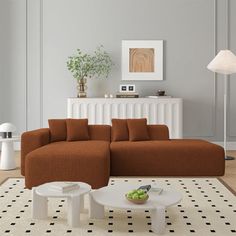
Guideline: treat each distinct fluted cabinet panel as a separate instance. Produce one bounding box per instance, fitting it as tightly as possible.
[68,98,183,138]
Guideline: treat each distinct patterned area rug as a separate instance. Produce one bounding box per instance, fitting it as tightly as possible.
[0,178,235,236]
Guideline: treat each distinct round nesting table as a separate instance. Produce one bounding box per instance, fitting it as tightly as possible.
[0,137,20,170]
[32,181,91,227]
[90,184,182,234]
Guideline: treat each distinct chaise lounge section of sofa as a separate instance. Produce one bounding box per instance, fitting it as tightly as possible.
[110,119,225,177]
[111,139,225,176]
[21,124,111,189]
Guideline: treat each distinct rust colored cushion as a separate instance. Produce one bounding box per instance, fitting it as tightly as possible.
[111,119,129,141]
[48,119,67,142]
[127,118,150,141]
[66,119,89,141]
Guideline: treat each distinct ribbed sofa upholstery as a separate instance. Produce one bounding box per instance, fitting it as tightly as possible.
[110,139,225,176]
[21,123,225,189]
[21,125,111,189]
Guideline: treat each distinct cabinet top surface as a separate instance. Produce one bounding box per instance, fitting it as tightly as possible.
[68,97,182,101]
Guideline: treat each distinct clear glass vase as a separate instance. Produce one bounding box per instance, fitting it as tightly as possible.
[77,78,87,98]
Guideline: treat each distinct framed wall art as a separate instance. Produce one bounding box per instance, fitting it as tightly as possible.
[122,40,163,81]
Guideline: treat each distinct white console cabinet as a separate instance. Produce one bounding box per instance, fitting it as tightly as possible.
[67,98,183,138]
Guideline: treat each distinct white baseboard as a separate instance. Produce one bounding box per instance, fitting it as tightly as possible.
[212,142,236,150]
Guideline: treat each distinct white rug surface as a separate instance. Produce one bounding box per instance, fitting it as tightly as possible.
[0,177,236,236]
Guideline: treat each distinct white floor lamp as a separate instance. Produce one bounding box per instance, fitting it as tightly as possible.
[207,50,236,160]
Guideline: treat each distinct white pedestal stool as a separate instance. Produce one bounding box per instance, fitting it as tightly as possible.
[0,137,20,170]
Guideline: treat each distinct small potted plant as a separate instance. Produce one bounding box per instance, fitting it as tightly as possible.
[67,45,113,98]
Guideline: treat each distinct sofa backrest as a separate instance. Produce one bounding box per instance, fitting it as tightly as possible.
[147,125,169,140]
[89,125,111,141]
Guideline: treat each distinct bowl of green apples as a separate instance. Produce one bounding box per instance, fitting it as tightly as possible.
[125,189,149,204]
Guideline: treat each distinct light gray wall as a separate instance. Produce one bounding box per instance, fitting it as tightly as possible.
[0,0,27,135]
[0,2,3,124]
[229,0,236,138]
[0,0,236,142]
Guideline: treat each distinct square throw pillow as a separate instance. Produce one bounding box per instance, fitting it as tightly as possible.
[66,119,90,141]
[111,119,129,141]
[48,119,67,142]
[127,118,150,141]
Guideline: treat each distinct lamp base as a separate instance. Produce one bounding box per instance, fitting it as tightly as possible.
[225,156,235,160]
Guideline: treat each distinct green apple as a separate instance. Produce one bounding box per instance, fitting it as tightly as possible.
[127,193,132,199]
[132,193,139,200]
[140,193,147,199]
[138,194,143,199]
[137,189,145,195]
[127,191,134,195]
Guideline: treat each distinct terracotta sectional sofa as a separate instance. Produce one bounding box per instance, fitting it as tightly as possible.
[21,119,225,189]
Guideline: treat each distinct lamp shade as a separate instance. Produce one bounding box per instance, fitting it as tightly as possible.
[207,50,236,75]
[0,123,16,132]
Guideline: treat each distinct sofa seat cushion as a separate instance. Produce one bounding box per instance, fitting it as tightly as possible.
[25,141,110,189]
[110,139,225,176]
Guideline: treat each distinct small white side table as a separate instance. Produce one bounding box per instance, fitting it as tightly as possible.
[32,182,91,227]
[0,137,20,170]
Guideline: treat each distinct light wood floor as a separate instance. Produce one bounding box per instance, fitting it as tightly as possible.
[0,151,236,191]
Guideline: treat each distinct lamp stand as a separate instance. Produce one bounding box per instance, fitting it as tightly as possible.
[224,75,234,160]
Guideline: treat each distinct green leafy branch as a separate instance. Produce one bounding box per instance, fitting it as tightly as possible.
[67,45,113,81]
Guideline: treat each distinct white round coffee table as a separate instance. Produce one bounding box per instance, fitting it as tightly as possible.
[32,182,91,227]
[0,137,20,170]
[90,184,182,234]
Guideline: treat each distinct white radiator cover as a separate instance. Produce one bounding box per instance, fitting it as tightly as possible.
[67,98,183,138]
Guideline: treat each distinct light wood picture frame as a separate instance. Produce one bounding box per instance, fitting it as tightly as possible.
[122,40,163,81]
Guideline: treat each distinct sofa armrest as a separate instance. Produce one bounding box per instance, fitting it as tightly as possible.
[147,125,169,140]
[21,128,50,176]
